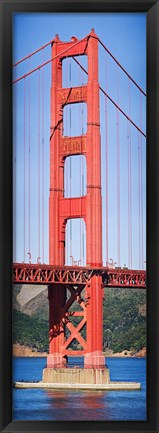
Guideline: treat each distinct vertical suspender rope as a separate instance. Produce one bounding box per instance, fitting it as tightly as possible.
[23,78,26,262]
[81,72,84,265]
[140,92,144,269]
[127,118,130,267]
[66,57,69,264]
[42,49,45,263]
[105,54,109,267]
[13,84,17,261]
[38,69,41,261]
[79,65,82,265]
[116,67,120,267]
[28,57,31,261]
[128,79,132,269]
[69,61,72,263]
[138,130,141,269]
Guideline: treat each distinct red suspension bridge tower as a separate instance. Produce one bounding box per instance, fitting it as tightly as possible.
[48,29,105,371]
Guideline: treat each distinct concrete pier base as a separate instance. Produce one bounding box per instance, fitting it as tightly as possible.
[42,367,110,385]
[14,367,141,391]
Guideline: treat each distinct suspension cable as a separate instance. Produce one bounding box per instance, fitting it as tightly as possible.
[72,57,146,138]
[116,67,120,267]
[128,79,132,269]
[105,54,108,267]
[13,34,90,84]
[13,51,146,138]
[66,56,69,265]
[23,78,26,262]
[38,70,41,261]
[81,82,84,265]
[13,33,146,98]
[28,57,31,260]
[140,93,144,269]
[79,65,82,265]
[69,61,72,263]
[13,38,54,67]
[138,131,141,269]
[42,49,45,263]
[97,37,146,97]
[13,85,17,261]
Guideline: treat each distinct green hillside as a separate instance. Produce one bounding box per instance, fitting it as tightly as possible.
[13,309,49,352]
[103,288,146,353]
[13,288,146,354]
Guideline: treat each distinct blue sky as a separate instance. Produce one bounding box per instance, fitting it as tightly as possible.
[13,13,146,269]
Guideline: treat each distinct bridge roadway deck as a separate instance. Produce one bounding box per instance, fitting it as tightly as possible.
[13,263,146,288]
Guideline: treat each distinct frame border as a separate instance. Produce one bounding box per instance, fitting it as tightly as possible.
[0,1,159,432]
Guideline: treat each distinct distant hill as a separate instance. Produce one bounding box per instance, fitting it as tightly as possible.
[13,284,146,354]
[13,284,48,320]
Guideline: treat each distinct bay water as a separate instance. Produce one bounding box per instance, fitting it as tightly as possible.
[13,356,146,421]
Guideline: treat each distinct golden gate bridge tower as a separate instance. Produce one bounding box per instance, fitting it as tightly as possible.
[44,28,109,383]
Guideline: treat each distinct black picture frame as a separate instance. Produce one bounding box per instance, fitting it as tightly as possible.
[0,0,159,432]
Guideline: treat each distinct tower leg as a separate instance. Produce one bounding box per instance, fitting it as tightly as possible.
[84,275,105,368]
[47,284,67,368]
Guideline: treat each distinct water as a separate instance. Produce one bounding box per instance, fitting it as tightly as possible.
[13,357,146,421]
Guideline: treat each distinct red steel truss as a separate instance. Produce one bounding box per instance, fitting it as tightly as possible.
[13,261,146,365]
[13,263,146,288]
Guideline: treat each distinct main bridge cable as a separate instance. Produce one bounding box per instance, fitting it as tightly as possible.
[13,38,54,67]
[13,34,90,84]
[72,57,146,138]
[13,33,146,98]
[97,37,146,97]
[13,33,146,138]
[13,37,146,139]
